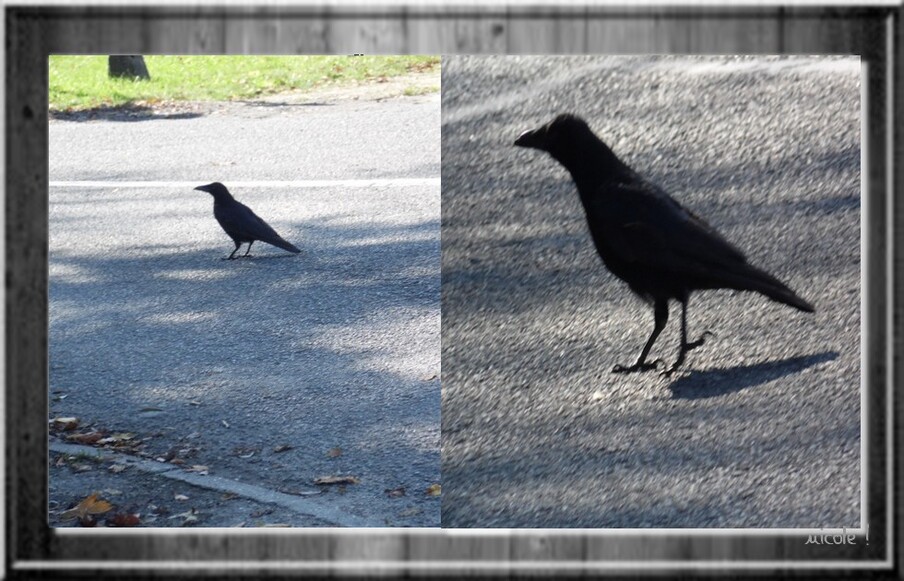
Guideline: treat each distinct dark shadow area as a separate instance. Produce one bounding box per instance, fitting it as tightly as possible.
[218,252,301,261]
[49,214,441,527]
[50,104,204,122]
[668,351,840,399]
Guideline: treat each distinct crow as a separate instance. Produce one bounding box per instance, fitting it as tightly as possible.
[514,114,814,375]
[195,182,301,260]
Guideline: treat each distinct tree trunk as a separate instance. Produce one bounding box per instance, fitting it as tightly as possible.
[108,56,150,80]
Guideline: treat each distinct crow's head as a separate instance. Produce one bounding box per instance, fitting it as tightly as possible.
[194,182,233,201]
[514,113,593,154]
[515,114,626,179]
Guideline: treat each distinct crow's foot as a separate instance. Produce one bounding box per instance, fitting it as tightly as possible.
[612,359,662,374]
[661,364,682,377]
[685,330,713,351]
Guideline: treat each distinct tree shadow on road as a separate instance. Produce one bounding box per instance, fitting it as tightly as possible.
[49,215,441,526]
[667,351,840,399]
[50,104,205,123]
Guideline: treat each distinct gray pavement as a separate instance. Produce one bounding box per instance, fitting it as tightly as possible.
[440,56,860,528]
[49,88,441,527]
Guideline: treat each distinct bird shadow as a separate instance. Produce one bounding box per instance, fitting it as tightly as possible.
[220,253,301,261]
[667,351,839,399]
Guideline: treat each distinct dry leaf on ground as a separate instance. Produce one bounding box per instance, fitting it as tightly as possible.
[50,417,79,431]
[314,475,360,485]
[67,431,104,445]
[61,493,113,522]
[107,512,141,527]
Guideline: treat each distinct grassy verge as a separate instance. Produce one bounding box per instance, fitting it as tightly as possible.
[49,55,440,112]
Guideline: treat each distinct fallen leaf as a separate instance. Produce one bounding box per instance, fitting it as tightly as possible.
[109,464,127,474]
[67,431,104,445]
[221,420,230,428]
[61,493,113,521]
[399,507,423,517]
[314,475,359,485]
[385,486,406,498]
[97,433,134,445]
[278,487,322,497]
[186,465,209,475]
[51,417,79,431]
[273,444,293,453]
[168,509,199,525]
[326,447,342,458]
[174,494,189,501]
[425,484,442,497]
[107,512,141,527]
[222,493,238,501]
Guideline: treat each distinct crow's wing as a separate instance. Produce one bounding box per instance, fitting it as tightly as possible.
[215,201,282,241]
[586,180,813,311]
[584,180,747,275]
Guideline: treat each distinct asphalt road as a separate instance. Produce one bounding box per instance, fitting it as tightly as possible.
[49,89,441,527]
[441,56,860,528]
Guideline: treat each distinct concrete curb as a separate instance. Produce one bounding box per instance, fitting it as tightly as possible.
[50,441,382,528]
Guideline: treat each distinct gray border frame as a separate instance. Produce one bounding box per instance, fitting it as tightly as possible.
[7,5,897,578]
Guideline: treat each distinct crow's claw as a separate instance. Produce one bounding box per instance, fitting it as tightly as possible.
[612,359,663,374]
[661,364,681,377]
[686,330,713,350]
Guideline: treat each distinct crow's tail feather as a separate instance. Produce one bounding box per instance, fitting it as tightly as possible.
[723,263,815,313]
[273,238,301,254]
[268,236,301,254]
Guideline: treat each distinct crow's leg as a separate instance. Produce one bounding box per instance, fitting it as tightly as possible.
[243,241,254,257]
[613,299,667,374]
[226,241,242,260]
[662,296,712,376]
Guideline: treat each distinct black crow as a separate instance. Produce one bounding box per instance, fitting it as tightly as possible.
[195,182,301,260]
[514,114,814,375]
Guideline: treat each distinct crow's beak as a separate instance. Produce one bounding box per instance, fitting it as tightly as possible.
[514,128,545,150]
[194,185,209,192]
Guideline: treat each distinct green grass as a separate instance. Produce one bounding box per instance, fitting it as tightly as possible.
[49,55,440,111]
